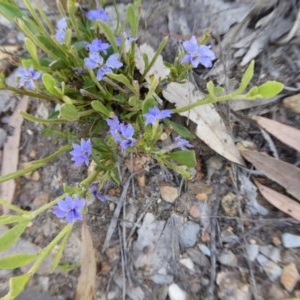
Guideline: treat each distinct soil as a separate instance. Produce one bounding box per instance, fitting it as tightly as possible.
[1,1,300,300]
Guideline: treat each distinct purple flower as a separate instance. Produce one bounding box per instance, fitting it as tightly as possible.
[144,107,173,125]
[53,195,85,223]
[16,65,41,89]
[84,52,104,69]
[181,36,216,68]
[86,8,109,22]
[115,35,137,47]
[70,138,92,167]
[55,17,68,44]
[89,182,109,202]
[96,53,123,81]
[86,39,110,55]
[106,116,136,149]
[174,136,193,150]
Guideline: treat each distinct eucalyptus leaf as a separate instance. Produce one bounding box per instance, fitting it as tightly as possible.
[0,222,29,252]
[0,253,39,269]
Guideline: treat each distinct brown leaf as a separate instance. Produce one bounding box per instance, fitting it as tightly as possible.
[0,97,29,213]
[241,150,300,201]
[253,116,300,152]
[75,220,96,300]
[255,180,300,222]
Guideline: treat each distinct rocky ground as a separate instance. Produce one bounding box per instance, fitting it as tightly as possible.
[1,1,300,299]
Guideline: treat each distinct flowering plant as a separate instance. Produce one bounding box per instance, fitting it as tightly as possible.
[0,0,283,298]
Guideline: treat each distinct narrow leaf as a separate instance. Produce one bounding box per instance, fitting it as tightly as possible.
[255,180,300,222]
[163,119,195,139]
[238,60,254,92]
[97,20,118,52]
[0,1,24,21]
[0,222,29,252]
[107,73,134,92]
[0,215,29,225]
[168,150,196,168]
[24,38,39,63]
[241,150,300,201]
[0,253,39,269]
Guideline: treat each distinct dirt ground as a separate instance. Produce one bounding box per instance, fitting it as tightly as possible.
[1,1,300,300]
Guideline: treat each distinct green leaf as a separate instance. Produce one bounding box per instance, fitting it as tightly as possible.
[97,20,118,52]
[142,97,156,114]
[0,215,29,225]
[91,100,111,117]
[206,81,215,98]
[163,119,195,139]
[59,103,79,121]
[42,73,62,97]
[168,150,196,168]
[126,2,140,37]
[0,253,39,269]
[257,81,284,98]
[6,274,31,299]
[238,60,254,92]
[0,222,29,252]
[128,96,142,110]
[0,1,25,22]
[24,38,39,63]
[107,73,134,92]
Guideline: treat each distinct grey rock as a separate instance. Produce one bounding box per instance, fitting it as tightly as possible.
[259,245,281,263]
[198,243,211,257]
[180,221,200,248]
[282,233,300,248]
[257,254,282,282]
[245,244,259,262]
[218,249,238,267]
[0,128,7,149]
[187,248,210,267]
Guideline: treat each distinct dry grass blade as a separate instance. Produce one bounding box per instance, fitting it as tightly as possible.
[241,150,300,201]
[163,82,244,165]
[255,180,300,222]
[253,116,300,152]
[0,96,29,214]
[75,220,96,300]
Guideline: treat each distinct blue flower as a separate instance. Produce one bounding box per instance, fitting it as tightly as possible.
[84,52,104,69]
[181,36,216,68]
[86,8,109,22]
[70,138,92,167]
[16,65,41,89]
[55,17,68,44]
[89,182,109,202]
[174,137,193,150]
[115,35,137,47]
[144,107,173,125]
[106,116,136,149]
[53,195,85,223]
[85,39,110,55]
[96,53,123,81]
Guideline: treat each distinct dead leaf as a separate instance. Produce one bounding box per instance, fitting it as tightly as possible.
[253,116,300,152]
[75,220,96,300]
[0,96,29,213]
[241,150,300,201]
[255,180,300,222]
[0,45,20,60]
[134,43,170,82]
[163,81,244,165]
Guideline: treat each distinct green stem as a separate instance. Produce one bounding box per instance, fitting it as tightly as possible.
[0,198,29,215]
[102,77,129,95]
[80,169,100,188]
[78,109,96,118]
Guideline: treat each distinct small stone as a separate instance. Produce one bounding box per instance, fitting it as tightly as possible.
[33,193,49,208]
[218,249,238,267]
[256,254,282,282]
[268,284,287,300]
[283,94,300,113]
[282,233,300,248]
[259,245,281,263]
[186,248,210,267]
[189,204,201,218]
[180,221,200,248]
[179,257,195,272]
[198,244,211,257]
[0,128,7,149]
[221,192,238,216]
[160,186,179,203]
[196,193,207,202]
[246,244,259,262]
[272,235,282,246]
[168,283,187,300]
[280,263,300,292]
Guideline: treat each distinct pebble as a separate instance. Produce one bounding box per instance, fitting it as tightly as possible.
[0,128,7,149]
[280,263,300,292]
[160,186,179,203]
[221,192,238,216]
[189,204,201,219]
[283,94,300,113]
[180,221,200,248]
[33,193,50,209]
[186,248,210,267]
[282,233,300,248]
[218,249,238,267]
[198,244,211,257]
[259,245,281,263]
[245,244,259,262]
[168,283,187,300]
[179,257,195,272]
[256,254,282,282]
